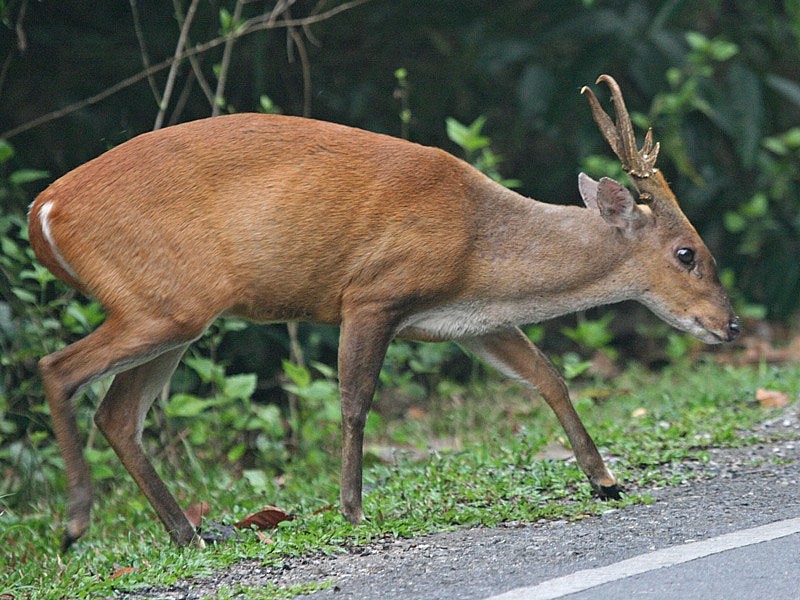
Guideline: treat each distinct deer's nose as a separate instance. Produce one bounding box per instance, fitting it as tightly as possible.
[726,316,741,342]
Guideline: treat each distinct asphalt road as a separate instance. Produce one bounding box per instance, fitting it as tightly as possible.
[123,407,800,599]
[490,518,800,600]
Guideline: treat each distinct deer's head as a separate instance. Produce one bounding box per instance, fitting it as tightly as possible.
[580,75,739,344]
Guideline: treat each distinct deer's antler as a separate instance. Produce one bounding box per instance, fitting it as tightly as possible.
[581,74,659,180]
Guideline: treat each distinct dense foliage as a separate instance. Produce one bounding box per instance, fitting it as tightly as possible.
[1,1,799,513]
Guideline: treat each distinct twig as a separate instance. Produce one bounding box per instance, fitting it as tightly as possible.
[128,0,162,106]
[172,0,215,109]
[154,0,201,130]
[211,0,245,116]
[288,24,312,117]
[187,50,215,107]
[15,0,29,52]
[268,0,297,27]
[167,60,195,126]
[0,0,373,140]
[0,0,29,99]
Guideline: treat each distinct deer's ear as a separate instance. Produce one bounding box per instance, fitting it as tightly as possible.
[578,172,599,210]
[584,175,651,235]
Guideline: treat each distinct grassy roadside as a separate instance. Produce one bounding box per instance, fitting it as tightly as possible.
[3,358,799,599]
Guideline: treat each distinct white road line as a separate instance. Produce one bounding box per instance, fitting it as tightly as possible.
[484,516,800,600]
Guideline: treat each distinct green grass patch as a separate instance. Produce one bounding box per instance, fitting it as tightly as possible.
[2,359,799,598]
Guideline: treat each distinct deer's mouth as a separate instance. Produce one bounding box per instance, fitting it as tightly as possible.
[693,317,737,344]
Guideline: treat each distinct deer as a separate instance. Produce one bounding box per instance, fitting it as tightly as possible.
[28,74,739,550]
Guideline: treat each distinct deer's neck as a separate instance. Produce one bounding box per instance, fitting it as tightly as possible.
[399,187,642,340]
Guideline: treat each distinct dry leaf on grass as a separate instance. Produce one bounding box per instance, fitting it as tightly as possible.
[183,502,210,528]
[109,566,138,580]
[235,505,294,531]
[534,441,574,461]
[406,406,428,420]
[755,388,790,408]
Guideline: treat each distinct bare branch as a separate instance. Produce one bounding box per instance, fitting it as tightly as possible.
[168,63,197,126]
[0,0,373,140]
[0,0,29,99]
[268,0,298,27]
[154,0,201,130]
[15,0,29,52]
[288,24,312,117]
[128,0,162,106]
[172,0,215,109]
[212,0,245,117]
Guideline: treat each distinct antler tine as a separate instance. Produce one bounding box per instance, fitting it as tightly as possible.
[641,127,660,173]
[580,84,621,159]
[583,74,658,179]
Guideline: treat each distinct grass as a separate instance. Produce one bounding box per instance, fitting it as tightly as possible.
[2,358,799,598]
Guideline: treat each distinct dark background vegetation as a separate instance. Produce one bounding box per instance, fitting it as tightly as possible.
[1,0,799,510]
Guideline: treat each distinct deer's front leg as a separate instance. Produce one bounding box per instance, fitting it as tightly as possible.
[337,307,397,524]
[460,326,621,499]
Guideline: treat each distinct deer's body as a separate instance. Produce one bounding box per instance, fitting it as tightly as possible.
[29,77,739,549]
[32,115,639,336]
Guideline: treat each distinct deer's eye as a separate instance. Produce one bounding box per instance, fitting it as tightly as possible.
[676,247,695,267]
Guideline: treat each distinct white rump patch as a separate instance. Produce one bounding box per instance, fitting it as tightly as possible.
[39,201,81,281]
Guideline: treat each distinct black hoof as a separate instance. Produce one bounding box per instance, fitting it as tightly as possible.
[60,531,77,553]
[592,482,624,500]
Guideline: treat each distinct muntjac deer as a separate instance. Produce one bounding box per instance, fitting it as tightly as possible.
[29,75,739,549]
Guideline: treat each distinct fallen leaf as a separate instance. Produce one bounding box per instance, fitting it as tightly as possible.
[184,502,210,528]
[534,441,574,461]
[312,504,337,516]
[109,566,138,580]
[235,505,294,531]
[755,388,790,408]
[406,406,428,420]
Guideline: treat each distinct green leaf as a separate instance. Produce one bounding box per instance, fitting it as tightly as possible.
[9,169,49,185]
[563,355,592,380]
[219,7,232,33]
[63,303,91,332]
[723,211,746,233]
[763,136,788,156]
[765,75,800,110]
[685,31,709,52]
[0,139,13,163]
[259,95,281,114]
[282,359,311,388]
[227,443,246,462]
[165,393,214,417]
[248,404,283,435]
[184,356,223,383]
[11,287,36,304]
[708,39,738,62]
[741,193,767,219]
[223,373,257,400]
[446,116,490,153]
[242,468,270,491]
[784,128,800,149]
